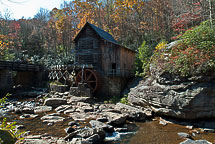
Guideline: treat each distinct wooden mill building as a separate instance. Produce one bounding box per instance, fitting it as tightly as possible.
[74,22,136,96]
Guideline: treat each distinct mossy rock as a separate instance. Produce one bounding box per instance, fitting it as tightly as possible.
[0,130,17,144]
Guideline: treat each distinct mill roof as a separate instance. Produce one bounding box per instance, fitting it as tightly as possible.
[74,22,136,53]
[87,22,119,45]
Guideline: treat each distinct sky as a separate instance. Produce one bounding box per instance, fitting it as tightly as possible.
[0,0,65,19]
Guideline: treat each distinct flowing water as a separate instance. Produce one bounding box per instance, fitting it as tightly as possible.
[6,114,215,144]
[117,120,215,144]
[3,98,215,143]
[7,112,70,137]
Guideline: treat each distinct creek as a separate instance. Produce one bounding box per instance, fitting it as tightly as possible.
[1,96,215,144]
[7,113,215,144]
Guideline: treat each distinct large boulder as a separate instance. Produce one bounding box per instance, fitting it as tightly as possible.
[115,103,146,121]
[68,96,92,104]
[41,114,65,123]
[89,120,114,132]
[103,112,127,125]
[43,98,67,108]
[128,62,215,119]
[34,106,52,113]
[64,127,105,142]
[70,83,92,98]
[55,105,73,113]
[49,84,69,93]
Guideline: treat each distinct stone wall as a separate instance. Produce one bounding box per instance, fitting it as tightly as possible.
[96,76,127,98]
[0,70,13,95]
[14,71,48,87]
[0,70,47,95]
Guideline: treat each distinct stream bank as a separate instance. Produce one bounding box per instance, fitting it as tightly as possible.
[0,90,215,144]
[0,90,146,144]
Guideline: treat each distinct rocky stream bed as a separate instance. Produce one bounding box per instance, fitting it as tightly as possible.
[0,91,215,144]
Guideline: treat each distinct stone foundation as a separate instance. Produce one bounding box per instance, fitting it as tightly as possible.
[49,84,69,93]
[0,70,47,95]
[70,83,92,97]
[14,71,47,87]
[96,76,127,98]
[0,70,13,95]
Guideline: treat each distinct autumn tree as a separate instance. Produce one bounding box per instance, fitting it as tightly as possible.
[1,0,214,65]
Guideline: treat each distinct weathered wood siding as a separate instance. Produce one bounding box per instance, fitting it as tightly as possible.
[119,47,135,77]
[74,24,135,77]
[101,41,135,77]
[75,25,102,72]
[101,40,120,76]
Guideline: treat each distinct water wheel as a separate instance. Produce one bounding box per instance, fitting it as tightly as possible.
[75,69,101,92]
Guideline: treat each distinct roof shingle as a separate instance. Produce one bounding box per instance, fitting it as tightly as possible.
[74,22,136,53]
[87,22,119,44]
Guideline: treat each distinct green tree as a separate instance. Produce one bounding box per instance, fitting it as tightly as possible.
[136,41,154,76]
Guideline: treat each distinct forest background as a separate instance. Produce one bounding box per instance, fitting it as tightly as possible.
[0,0,214,70]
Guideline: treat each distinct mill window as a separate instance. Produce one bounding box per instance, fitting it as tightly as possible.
[88,40,93,49]
[79,40,88,49]
[112,63,116,70]
[111,63,116,75]
[93,54,98,62]
[93,39,99,49]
